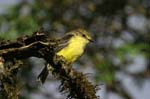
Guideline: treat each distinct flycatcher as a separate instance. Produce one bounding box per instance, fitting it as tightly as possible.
[38,28,93,83]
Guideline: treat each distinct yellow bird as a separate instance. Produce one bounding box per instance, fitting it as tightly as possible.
[38,28,93,83]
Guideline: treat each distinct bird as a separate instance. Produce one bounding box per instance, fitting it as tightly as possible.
[38,28,93,84]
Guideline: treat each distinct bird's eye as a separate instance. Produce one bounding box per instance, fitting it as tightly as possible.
[82,34,86,37]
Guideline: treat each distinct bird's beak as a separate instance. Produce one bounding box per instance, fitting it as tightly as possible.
[88,38,94,43]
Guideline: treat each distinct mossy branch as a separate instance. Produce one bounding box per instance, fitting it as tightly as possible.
[0,30,99,99]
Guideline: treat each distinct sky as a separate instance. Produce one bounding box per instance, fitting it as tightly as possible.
[0,0,20,13]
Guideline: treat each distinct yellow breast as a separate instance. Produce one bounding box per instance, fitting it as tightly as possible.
[56,36,89,63]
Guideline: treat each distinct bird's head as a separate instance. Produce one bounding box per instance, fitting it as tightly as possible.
[69,28,93,43]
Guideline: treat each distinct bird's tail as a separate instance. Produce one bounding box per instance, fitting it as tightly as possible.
[38,65,49,84]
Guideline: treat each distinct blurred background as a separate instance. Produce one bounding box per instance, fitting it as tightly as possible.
[0,0,150,99]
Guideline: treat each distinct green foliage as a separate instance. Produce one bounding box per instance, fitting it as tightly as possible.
[117,43,149,61]
[95,60,115,85]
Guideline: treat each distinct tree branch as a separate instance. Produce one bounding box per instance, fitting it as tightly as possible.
[0,31,99,99]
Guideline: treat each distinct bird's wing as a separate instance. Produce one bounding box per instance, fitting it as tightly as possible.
[54,33,73,52]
